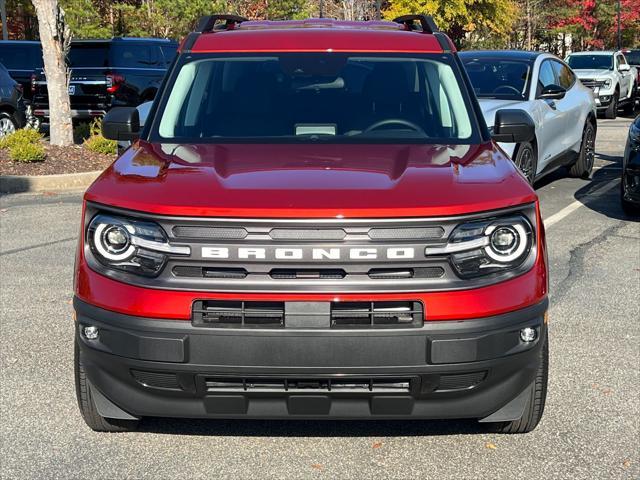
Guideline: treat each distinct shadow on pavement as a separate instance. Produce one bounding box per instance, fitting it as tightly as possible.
[138,417,488,437]
[574,163,639,222]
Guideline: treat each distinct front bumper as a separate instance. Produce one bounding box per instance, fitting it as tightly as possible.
[75,297,547,420]
[32,108,107,119]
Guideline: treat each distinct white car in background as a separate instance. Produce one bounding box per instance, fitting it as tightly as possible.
[460,50,597,185]
[566,50,637,119]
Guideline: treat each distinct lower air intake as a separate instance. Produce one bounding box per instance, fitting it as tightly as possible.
[437,372,487,391]
[331,301,423,328]
[131,370,181,390]
[205,377,412,394]
[193,300,285,328]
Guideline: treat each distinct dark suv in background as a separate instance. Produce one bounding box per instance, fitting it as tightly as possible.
[0,62,27,136]
[0,40,43,105]
[32,37,177,122]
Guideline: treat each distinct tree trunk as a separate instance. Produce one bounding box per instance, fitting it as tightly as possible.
[1,0,8,41]
[31,0,73,146]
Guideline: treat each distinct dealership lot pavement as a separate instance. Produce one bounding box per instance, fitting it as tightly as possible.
[1,117,638,479]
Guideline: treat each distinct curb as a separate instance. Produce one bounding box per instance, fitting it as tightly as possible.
[0,170,102,194]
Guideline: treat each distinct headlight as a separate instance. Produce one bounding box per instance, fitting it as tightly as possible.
[603,79,612,88]
[87,214,190,277]
[425,215,534,279]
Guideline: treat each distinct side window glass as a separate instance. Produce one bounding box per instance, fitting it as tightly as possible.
[552,61,574,90]
[111,45,154,68]
[537,60,556,97]
[618,55,627,66]
[161,46,177,67]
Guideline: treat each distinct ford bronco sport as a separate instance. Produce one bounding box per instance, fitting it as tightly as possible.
[74,15,549,434]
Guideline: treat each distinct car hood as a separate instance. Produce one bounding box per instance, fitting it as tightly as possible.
[573,68,612,78]
[476,99,526,129]
[85,141,536,218]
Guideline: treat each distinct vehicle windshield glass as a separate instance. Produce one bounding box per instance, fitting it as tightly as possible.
[68,44,109,68]
[460,57,531,100]
[624,51,640,65]
[154,53,476,143]
[566,54,613,70]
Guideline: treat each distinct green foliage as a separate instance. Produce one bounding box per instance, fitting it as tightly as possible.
[84,135,117,155]
[384,0,518,46]
[8,142,46,163]
[83,118,117,155]
[0,128,43,150]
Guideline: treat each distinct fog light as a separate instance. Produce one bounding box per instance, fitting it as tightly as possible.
[520,327,537,342]
[83,326,99,340]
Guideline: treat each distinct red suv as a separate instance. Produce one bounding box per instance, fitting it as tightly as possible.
[75,15,549,433]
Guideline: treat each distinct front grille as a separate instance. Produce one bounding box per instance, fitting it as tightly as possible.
[88,203,536,293]
[331,301,423,328]
[437,372,486,391]
[205,377,412,393]
[173,266,248,279]
[270,269,346,279]
[193,300,424,328]
[172,225,248,239]
[580,78,606,89]
[131,370,181,390]
[368,226,444,240]
[269,228,346,241]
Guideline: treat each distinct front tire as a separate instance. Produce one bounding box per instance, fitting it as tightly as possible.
[569,122,596,179]
[513,142,537,186]
[74,342,139,432]
[604,91,618,119]
[493,336,549,434]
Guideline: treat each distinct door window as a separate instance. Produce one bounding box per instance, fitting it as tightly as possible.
[536,60,556,97]
[551,61,575,90]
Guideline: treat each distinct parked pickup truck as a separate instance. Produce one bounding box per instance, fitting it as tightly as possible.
[566,50,638,118]
[32,37,177,122]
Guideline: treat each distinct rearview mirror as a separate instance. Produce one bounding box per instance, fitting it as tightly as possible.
[492,109,535,143]
[102,107,140,142]
[619,63,631,72]
[538,84,566,100]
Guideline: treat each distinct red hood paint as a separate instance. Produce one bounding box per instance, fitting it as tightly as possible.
[85,141,537,218]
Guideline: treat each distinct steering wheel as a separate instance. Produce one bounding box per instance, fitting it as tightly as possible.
[364,118,426,135]
[493,85,522,95]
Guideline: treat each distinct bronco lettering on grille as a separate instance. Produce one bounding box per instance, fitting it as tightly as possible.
[200,246,416,261]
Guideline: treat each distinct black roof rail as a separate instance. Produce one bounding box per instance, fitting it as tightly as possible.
[195,14,248,33]
[392,15,439,34]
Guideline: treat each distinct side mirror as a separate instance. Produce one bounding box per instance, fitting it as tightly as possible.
[102,107,140,142]
[619,63,631,72]
[539,84,566,100]
[492,109,535,143]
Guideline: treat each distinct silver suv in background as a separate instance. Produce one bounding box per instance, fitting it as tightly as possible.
[460,50,597,185]
[566,50,638,118]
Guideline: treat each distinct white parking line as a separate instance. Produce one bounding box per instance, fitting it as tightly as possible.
[545,179,619,228]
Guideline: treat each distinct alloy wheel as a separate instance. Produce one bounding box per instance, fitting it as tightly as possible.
[0,117,16,137]
[516,147,535,184]
[583,125,595,171]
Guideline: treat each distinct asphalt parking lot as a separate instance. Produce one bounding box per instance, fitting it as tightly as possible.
[1,117,638,479]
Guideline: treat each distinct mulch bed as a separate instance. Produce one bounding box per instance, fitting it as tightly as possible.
[0,142,116,176]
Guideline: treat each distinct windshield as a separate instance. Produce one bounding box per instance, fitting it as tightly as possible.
[566,54,613,70]
[153,53,476,143]
[461,57,531,100]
